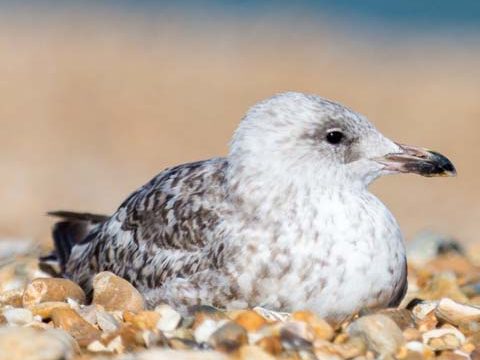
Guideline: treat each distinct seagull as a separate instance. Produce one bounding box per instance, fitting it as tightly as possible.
[44,92,456,323]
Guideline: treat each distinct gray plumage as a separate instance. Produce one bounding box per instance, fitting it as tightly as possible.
[46,92,455,323]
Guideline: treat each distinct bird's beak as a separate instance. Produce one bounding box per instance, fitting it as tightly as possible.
[375,143,456,177]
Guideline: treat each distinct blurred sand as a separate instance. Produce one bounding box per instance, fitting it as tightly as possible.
[0,8,478,245]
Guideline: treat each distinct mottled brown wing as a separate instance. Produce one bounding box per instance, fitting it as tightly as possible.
[116,158,229,251]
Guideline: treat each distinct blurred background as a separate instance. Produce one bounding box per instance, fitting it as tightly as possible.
[0,1,479,246]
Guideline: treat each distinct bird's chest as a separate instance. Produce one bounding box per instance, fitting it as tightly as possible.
[229,192,405,316]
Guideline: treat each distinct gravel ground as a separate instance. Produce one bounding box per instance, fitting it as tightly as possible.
[0,234,479,360]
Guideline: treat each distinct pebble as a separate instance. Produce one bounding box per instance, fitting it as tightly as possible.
[291,310,334,340]
[3,307,34,325]
[155,304,182,332]
[193,318,227,344]
[436,297,480,326]
[280,320,314,350]
[378,308,416,330]
[76,304,99,325]
[348,314,405,357]
[97,309,120,332]
[334,336,367,358]
[0,327,75,360]
[253,306,290,322]
[255,335,283,355]
[422,327,466,351]
[405,341,435,358]
[1,235,480,360]
[124,310,159,331]
[130,349,229,360]
[232,309,268,332]
[30,301,71,319]
[208,321,248,352]
[0,288,24,307]
[411,301,439,331]
[425,254,480,282]
[50,307,101,346]
[238,345,276,360]
[22,278,86,307]
[92,271,144,312]
[411,301,438,320]
[88,335,124,354]
[419,272,469,303]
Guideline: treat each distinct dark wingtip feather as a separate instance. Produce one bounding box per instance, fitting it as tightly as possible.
[47,211,109,223]
[45,210,108,274]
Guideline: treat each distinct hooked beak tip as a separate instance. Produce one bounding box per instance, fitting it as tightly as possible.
[376,144,456,178]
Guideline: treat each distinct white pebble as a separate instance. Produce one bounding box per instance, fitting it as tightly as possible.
[155,304,181,332]
[194,319,227,343]
[3,308,33,326]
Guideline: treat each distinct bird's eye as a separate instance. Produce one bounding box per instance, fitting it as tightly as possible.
[326,130,344,145]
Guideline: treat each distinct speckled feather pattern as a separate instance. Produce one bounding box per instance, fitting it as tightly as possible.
[63,92,407,323]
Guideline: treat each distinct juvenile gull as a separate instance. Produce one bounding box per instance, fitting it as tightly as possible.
[44,92,456,323]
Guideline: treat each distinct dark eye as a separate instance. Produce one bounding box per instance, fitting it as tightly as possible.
[326,130,344,145]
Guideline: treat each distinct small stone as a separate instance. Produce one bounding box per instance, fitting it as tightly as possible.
[472,348,480,360]
[51,307,101,346]
[96,310,120,333]
[403,327,422,342]
[0,288,24,307]
[132,349,229,360]
[377,308,415,330]
[348,314,405,357]
[232,310,268,332]
[193,318,226,344]
[124,310,160,331]
[461,341,476,354]
[436,298,480,326]
[209,321,248,352]
[170,327,195,342]
[411,301,437,320]
[425,254,480,282]
[423,327,465,351]
[255,335,283,355]
[335,336,367,359]
[190,305,227,330]
[117,323,146,350]
[22,278,85,307]
[436,350,471,360]
[2,307,33,326]
[253,306,290,322]
[405,341,435,358]
[419,272,469,303]
[30,301,71,319]
[76,304,98,325]
[106,335,125,353]
[87,340,110,353]
[458,321,480,336]
[411,301,438,331]
[239,345,276,360]
[92,272,144,312]
[280,321,314,350]
[168,337,198,350]
[155,304,181,332]
[0,327,75,360]
[315,350,345,360]
[292,310,334,340]
[461,282,480,297]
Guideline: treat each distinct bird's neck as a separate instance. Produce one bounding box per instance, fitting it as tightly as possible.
[226,159,370,216]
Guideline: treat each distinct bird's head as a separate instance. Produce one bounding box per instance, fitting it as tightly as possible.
[229,92,456,190]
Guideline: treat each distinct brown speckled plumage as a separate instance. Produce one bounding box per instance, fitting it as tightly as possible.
[45,92,455,322]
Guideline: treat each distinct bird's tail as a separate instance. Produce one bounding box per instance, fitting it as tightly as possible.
[40,211,109,276]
